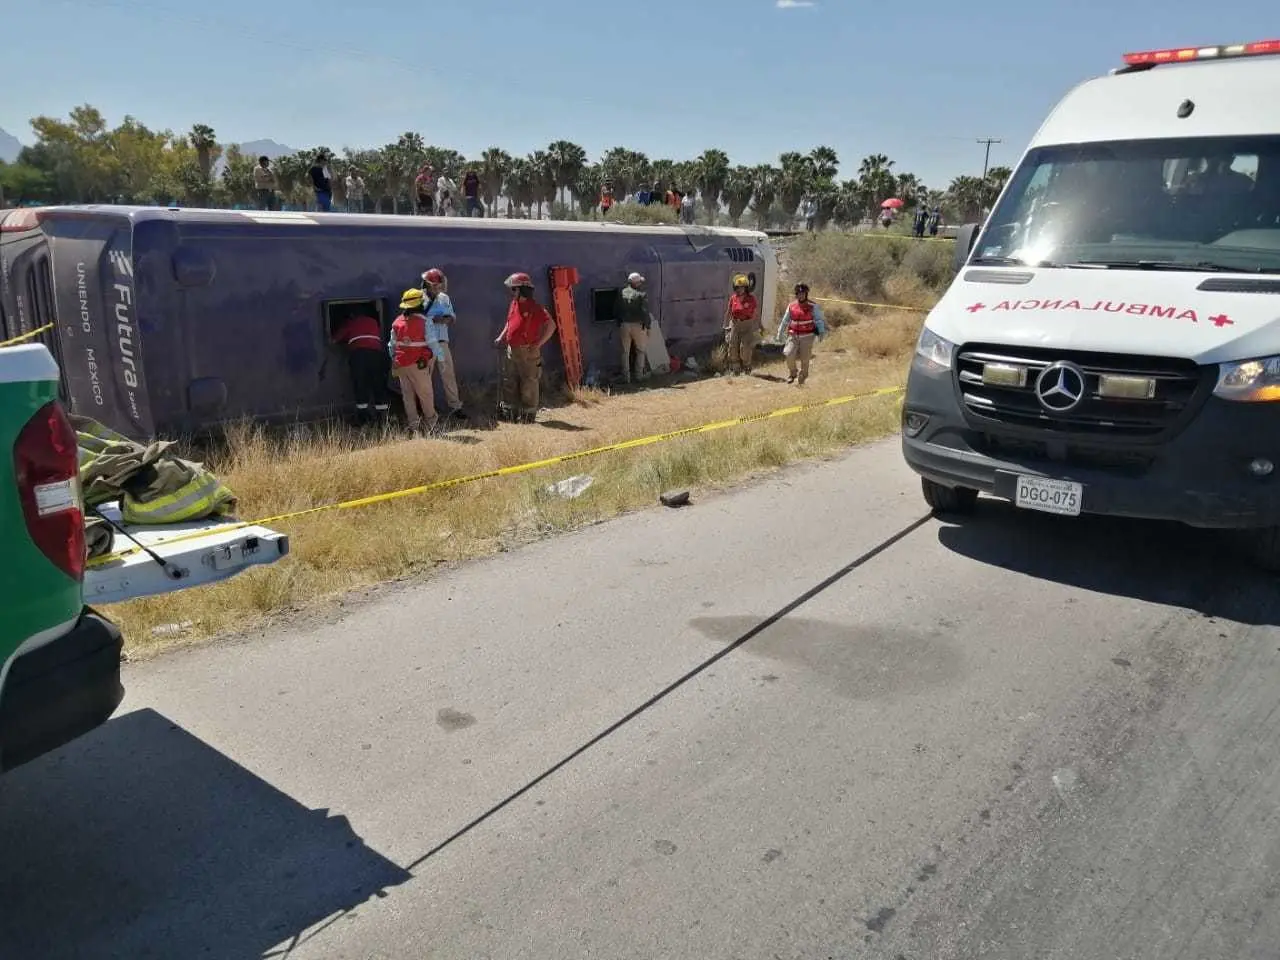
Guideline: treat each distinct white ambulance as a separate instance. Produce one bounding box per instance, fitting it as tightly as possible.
[902,40,1280,568]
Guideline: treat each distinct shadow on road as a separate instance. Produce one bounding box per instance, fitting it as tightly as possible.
[0,708,410,960]
[935,499,1280,626]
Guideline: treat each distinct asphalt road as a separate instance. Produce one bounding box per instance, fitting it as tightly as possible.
[2,437,1279,959]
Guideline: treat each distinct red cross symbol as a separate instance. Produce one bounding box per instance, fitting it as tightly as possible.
[1209,313,1234,328]
[966,302,986,313]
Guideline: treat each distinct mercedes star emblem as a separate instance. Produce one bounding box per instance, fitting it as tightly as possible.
[1034,361,1087,413]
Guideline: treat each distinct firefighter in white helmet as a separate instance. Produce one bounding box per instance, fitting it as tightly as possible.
[493,272,557,422]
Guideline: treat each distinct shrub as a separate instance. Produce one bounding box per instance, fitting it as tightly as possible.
[551,201,679,226]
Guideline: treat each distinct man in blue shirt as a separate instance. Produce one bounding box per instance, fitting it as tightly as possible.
[421,267,466,419]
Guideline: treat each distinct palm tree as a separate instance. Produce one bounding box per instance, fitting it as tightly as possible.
[857,153,897,218]
[480,147,511,217]
[983,165,1013,209]
[600,147,649,199]
[778,151,816,222]
[547,140,587,206]
[696,148,730,222]
[895,172,924,208]
[722,166,756,227]
[526,150,556,218]
[947,175,987,221]
[188,124,218,180]
[750,164,780,228]
[809,146,839,181]
[650,158,676,198]
[574,164,603,216]
[505,158,536,218]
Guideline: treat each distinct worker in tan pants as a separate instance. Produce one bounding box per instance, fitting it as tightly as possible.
[775,282,828,386]
[422,267,467,419]
[723,273,762,375]
[494,272,557,423]
[389,288,438,434]
[613,271,651,384]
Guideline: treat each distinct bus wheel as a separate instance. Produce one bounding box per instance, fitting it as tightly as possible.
[1247,526,1280,573]
[922,477,978,515]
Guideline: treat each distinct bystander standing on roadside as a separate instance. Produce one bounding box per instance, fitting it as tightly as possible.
[253,156,277,210]
[680,190,696,224]
[801,196,818,232]
[463,169,483,216]
[345,168,365,213]
[421,267,466,420]
[309,151,333,212]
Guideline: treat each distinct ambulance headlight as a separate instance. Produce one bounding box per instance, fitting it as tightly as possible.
[914,326,955,374]
[1214,356,1280,402]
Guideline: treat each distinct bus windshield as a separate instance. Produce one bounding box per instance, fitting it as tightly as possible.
[974,135,1280,274]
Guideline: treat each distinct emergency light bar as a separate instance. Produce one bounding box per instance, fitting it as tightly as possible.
[1122,40,1280,66]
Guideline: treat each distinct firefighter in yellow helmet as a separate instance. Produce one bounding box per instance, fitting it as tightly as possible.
[722,274,762,375]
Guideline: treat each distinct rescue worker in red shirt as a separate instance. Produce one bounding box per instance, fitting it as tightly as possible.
[775,282,828,385]
[330,307,390,425]
[389,288,438,435]
[493,272,557,423]
[722,273,762,376]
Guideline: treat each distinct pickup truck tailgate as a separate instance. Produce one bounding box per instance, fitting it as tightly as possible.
[83,503,290,605]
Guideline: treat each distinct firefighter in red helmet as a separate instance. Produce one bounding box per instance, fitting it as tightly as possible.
[493,272,557,422]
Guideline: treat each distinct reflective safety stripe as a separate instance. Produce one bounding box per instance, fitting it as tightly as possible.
[399,340,429,346]
[121,473,236,525]
[348,335,381,345]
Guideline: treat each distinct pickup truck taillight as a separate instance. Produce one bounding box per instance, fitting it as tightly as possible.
[13,401,84,582]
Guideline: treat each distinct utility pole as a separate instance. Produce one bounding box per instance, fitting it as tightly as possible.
[976,138,1002,183]
[976,138,1002,216]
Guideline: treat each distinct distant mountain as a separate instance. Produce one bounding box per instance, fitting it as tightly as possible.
[213,139,298,177]
[236,139,298,160]
[0,128,23,163]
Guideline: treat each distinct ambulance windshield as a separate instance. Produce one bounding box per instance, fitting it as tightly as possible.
[975,135,1280,274]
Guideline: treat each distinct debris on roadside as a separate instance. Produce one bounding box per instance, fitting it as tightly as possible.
[660,489,691,508]
[546,475,594,499]
[150,620,195,638]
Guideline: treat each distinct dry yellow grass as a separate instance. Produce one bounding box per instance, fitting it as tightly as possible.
[108,235,943,656]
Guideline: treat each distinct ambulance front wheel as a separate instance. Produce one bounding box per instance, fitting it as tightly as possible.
[921,477,978,516]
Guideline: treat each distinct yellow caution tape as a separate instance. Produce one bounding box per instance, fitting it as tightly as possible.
[0,323,53,347]
[812,296,930,313]
[86,384,905,568]
[858,233,954,243]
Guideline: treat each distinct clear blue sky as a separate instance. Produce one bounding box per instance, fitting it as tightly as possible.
[4,0,1276,190]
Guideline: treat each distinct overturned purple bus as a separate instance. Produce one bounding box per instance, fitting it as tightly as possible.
[0,205,779,440]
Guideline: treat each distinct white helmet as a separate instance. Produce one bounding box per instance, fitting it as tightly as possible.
[627,272,645,285]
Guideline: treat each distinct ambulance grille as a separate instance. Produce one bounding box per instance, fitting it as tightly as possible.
[954,344,1211,439]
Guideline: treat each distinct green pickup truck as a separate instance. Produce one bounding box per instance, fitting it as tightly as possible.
[0,342,121,771]
[0,342,289,772]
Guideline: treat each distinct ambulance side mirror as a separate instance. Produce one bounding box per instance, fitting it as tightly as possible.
[953,223,980,274]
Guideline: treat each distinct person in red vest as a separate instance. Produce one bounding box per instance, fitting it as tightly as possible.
[774,282,828,385]
[722,273,762,376]
[493,272,557,423]
[330,306,390,425]
[388,288,437,435]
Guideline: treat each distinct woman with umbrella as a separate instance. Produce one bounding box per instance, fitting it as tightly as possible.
[880,197,903,229]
